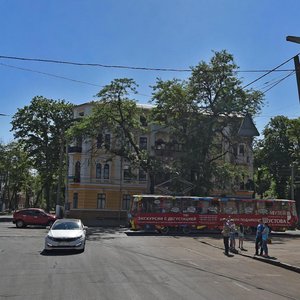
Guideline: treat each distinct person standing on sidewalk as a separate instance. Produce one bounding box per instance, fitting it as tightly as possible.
[222,219,231,256]
[261,222,270,258]
[229,219,237,252]
[238,223,246,250]
[255,219,264,255]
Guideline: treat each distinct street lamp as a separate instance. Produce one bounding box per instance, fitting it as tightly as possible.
[286,36,300,44]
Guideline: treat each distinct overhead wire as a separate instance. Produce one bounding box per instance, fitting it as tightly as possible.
[0,54,296,73]
[0,53,299,98]
[0,62,152,99]
[261,71,295,94]
[242,52,300,89]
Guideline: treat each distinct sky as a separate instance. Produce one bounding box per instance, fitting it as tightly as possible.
[1,0,300,143]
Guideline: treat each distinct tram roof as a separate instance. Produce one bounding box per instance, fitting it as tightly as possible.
[132,195,295,203]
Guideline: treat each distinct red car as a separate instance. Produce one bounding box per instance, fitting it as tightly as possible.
[13,208,57,228]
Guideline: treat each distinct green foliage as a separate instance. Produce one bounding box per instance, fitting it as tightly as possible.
[254,115,300,198]
[151,50,264,195]
[0,141,33,210]
[11,96,74,210]
[68,78,159,192]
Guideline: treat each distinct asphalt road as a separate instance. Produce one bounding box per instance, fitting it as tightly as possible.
[0,222,299,300]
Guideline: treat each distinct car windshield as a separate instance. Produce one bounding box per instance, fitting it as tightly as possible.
[52,221,81,230]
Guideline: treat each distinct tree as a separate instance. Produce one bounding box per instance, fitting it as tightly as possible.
[0,141,32,210]
[254,116,295,198]
[151,50,263,195]
[68,78,159,193]
[11,96,74,211]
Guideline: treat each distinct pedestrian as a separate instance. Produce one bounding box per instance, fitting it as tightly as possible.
[229,219,237,252]
[222,219,230,256]
[261,222,270,258]
[255,219,264,256]
[238,223,246,250]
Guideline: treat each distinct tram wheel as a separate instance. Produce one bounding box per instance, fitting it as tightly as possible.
[160,227,170,234]
[182,227,191,234]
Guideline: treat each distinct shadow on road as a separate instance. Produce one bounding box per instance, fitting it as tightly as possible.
[40,249,83,256]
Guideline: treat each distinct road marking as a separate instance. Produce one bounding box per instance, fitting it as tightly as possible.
[184,247,213,258]
[233,282,251,291]
[188,261,200,267]
[264,274,281,277]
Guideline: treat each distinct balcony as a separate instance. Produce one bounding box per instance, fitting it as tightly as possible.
[68,146,82,153]
[153,141,183,157]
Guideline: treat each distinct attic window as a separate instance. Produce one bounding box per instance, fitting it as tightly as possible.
[140,115,147,126]
[78,112,84,117]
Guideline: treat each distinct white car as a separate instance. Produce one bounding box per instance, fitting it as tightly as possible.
[44,219,87,252]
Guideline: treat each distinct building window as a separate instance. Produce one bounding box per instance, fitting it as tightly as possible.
[74,161,81,182]
[239,144,245,156]
[104,134,111,150]
[139,137,147,150]
[97,193,106,209]
[96,163,102,179]
[103,164,110,179]
[97,134,103,149]
[73,193,78,208]
[140,115,147,126]
[75,137,82,147]
[78,111,84,117]
[233,144,238,156]
[139,168,147,181]
[123,167,131,181]
[122,194,131,210]
[155,139,166,150]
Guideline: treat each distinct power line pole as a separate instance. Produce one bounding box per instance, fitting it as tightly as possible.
[286,36,300,103]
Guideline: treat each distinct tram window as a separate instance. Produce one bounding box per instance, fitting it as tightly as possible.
[281,202,289,211]
[131,199,138,214]
[237,202,245,214]
[141,198,148,213]
[239,201,254,214]
[257,201,268,214]
[265,201,273,210]
[223,200,238,214]
[170,198,181,213]
[207,199,219,214]
[182,198,196,213]
[200,201,210,214]
[161,198,172,213]
[152,199,161,213]
[273,201,286,211]
[192,200,203,213]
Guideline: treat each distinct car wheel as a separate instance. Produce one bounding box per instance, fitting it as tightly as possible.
[16,220,25,228]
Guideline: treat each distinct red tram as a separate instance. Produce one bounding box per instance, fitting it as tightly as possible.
[129,195,298,234]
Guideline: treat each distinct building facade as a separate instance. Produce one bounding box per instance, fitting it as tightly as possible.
[66,102,256,223]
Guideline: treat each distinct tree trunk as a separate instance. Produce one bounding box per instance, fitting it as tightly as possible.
[56,140,65,206]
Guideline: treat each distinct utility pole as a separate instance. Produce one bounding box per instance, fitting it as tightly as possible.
[291,163,295,200]
[286,36,300,102]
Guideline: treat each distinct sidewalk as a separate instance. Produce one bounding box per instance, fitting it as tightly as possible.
[0,214,12,222]
[200,231,300,273]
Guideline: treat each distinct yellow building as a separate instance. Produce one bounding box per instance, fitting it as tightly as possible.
[66,102,257,224]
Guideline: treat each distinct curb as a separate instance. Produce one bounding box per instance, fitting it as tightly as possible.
[199,240,300,274]
[250,255,300,274]
[0,217,12,222]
